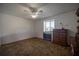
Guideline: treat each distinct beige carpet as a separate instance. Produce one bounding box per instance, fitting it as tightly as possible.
[0,38,72,56]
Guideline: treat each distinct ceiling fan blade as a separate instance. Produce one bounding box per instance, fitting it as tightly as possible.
[18,3,43,16]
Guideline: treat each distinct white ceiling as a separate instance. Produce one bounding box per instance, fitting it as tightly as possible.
[0,3,79,20]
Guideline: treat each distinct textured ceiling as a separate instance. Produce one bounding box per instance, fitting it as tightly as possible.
[0,3,79,20]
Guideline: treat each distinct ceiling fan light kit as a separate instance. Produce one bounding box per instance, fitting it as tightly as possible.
[26,6,43,18]
[31,14,37,18]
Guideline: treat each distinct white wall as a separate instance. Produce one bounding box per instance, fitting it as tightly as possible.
[35,10,78,39]
[35,20,43,39]
[0,15,2,45]
[0,13,35,44]
[54,11,77,36]
[0,10,78,45]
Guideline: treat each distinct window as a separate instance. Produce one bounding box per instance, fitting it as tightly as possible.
[44,20,55,32]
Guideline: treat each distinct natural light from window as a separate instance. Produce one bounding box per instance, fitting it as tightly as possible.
[44,20,55,32]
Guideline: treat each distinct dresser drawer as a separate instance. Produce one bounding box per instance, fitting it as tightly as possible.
[53,29,68,46]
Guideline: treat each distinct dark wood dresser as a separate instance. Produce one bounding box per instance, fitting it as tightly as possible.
[53,29,68,46]
[74,33,79,55]
[74,8,79,55]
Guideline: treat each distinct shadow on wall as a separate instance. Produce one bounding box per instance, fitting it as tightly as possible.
[68,30,76,37]
[67,29,76,46]
[0,38,1,46]
[0,32,34,45]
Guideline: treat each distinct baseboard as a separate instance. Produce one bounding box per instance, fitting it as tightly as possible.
[1,37,49,46]
[34,37,43,39]
[0,32,35,45]
[1,37,37,46]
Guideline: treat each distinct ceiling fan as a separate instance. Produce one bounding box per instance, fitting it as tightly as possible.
[20,4,43,18]
[27,6,43,18]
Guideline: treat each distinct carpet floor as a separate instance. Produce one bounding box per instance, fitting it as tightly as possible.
[0,38,72,56]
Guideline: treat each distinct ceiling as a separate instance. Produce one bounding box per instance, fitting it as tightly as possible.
[0,3,79,20]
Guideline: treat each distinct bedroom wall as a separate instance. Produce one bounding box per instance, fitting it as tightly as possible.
[54,10,77,37]
[35,20,43,39]
[0,16,2,45]
[0,10,77,45]
[0,13,35,44]
[35,10,78,39]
